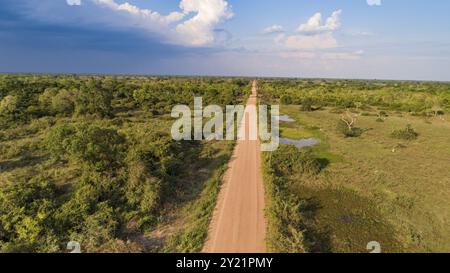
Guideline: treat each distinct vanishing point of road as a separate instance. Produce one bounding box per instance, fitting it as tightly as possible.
[203,81,266,253]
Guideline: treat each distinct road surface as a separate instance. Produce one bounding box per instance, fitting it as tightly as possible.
[203,81,266,253]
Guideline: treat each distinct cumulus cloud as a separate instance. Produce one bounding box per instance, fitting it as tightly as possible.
[262,25,284,34]
[176,0,234,46]
[367,0,382,6]
[275,9,363,62]
[92,0,185,25]
[279,10,342,50]
[297,10,342,35]
[65,0,233,46]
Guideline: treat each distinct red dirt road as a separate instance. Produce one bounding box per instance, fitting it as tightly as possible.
[202,81,266,253]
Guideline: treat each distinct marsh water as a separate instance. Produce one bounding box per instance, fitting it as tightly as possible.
[278,114,320,149]
[279,114,295,122]
[280,137,320,149]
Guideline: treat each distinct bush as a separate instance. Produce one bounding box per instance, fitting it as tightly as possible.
[75,79,113,118]
[70,125,126,171]
[391,124,419,140]
[0,177,59,252]
[46,124,126,171]
[75,202,119,252]
[126,160,162,228]
[270,145,321,177]
[0,95,19,114]
[268,192,311,253]
[52,89,76,116]
[38,88,58,113]
[0,95,20,125]
[46,125,77,161]
[263,145,322,253]
[280,95,293,105]
[300,98,313,112]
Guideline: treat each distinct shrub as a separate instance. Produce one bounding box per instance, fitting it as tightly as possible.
[0,95,20,125]
[268,192,311,253]
[0,177,59,252]
[263,146,322,253]
[391,124,419,140]
[46,125,77,161]
[126,159,162,228]
[75,79,113,118]
[379,111,388,117]
[270,145,321,177]
[46,124,126,171]
[76,202,119,252]
[0,95,19,115]
[70,125,126,171]
[280,95,293,105]
[52,89,76,116]
[300,98,313,112]
[38,88,58,113]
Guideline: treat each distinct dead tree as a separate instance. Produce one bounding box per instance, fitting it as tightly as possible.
[341,110,358,131]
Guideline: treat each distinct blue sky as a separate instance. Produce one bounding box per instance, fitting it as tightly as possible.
[0,0,449,80]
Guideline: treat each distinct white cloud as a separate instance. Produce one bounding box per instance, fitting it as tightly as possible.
[297,10,342,35]
[66,0,81,6]
[262,25,284,34]
[66,0,233,46]
[93,0,185,25]
[280,10,342,50]
[367,0,382,6]
[176,0,234,46]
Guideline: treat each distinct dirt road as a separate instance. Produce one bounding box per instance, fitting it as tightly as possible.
[203,81,266,253]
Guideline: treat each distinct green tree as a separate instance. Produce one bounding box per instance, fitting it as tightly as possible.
[301,98,314,112]
[76,202,119,252]
[280,95,293,105]
[75,79,113,118]
[52,89,76,116]
[0,177,59,252]
[0,95,19,124]
[46,124,126,171]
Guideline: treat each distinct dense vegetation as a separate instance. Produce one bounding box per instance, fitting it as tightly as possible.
[260,79,450,253]
[263,146,322,252]
[260,79,450,115]
[0,74,250,252]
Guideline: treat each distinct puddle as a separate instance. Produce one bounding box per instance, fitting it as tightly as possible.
[279,115,295,122]
[280,137,320,149]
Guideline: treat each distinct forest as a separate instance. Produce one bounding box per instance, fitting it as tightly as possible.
[0,74,250,253]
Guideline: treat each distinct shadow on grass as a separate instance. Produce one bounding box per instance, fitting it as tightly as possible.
[0,155,48,172]
[316,158,330,170]
[295,187,404,253]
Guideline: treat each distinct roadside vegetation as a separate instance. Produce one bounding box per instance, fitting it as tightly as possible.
[260,79,450,253]
[0,74,250,253]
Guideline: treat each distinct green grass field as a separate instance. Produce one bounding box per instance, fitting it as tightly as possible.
[275,105,450,252]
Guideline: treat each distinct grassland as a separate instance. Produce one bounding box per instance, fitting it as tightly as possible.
[261,79,450,252]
